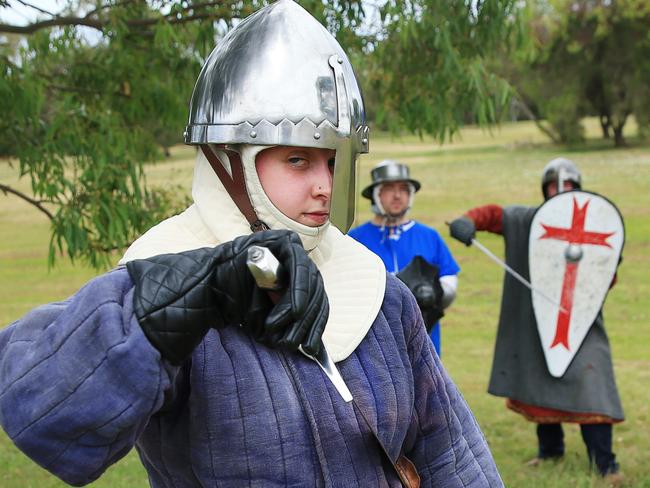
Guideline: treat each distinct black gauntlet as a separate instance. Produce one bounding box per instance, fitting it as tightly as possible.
[449,216,476,246]
[127,230,329,365]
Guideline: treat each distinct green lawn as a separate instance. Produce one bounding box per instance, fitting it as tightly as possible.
[1,119,649,487]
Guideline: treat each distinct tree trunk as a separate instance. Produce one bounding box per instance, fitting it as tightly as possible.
[613,124,626,147]
[515,97,561,144]
[599,114,611,139]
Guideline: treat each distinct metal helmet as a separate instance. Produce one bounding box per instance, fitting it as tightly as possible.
[541,157,582,199]
[361,160,420,219]
[361,160,421,199]
[184,0,369,232]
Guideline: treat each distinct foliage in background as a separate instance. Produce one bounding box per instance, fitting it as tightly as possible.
[504,0,650,147]
[0,0,365,267]
[361,0,522,141]
[0,0,523,267]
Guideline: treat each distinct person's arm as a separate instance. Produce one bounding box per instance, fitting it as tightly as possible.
[398,284,503,486]
[430,230,461,309]
[439,274,458,309]
[0,268,173,486]
[466,204,504,234]
[0,230,328,486]
[449,204,504,246]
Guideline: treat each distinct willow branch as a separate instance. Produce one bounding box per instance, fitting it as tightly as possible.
[0,1,230,34]
[15,0,55,16]
[513,97,560,144]
[0,183,55,220]
[0,17,104,34]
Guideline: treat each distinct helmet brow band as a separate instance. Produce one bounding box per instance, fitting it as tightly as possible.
[200,145,268,232]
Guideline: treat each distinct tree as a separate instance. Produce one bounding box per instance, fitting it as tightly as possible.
[0,0,365,267]
[360,0,521,141]
[0,0,517,267]
[506,0,650,147]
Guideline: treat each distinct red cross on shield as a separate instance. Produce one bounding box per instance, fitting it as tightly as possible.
[529,191,624,377]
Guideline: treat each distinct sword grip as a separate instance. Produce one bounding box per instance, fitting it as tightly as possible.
[246,245,286,305]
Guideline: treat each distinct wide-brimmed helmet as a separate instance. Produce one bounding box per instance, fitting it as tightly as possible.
[541,157,582,199]
[361,160,420,219]
[361,160,421,200]
[184,0,369,232]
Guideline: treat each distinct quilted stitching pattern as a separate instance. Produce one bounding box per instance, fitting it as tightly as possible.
[127,248,224,365]
[127,230,329,365]
[0,270,502,486]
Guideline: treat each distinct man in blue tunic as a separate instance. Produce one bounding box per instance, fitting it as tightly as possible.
[349,160,460,355]
[0,2,502,487]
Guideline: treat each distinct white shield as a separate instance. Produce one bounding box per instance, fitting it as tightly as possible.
[529,191,624,377]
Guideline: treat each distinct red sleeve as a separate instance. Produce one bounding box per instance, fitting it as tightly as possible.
[466,204,504,234]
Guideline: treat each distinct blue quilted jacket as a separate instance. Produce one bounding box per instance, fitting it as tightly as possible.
[0,270,502,487]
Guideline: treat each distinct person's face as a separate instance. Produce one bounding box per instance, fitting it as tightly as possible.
[546,180,576,198]
[256,146,335,227]
[378,181,410,217]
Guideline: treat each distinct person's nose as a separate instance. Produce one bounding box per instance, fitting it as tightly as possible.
[313,159,332,199]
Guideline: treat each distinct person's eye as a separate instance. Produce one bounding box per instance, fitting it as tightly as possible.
[328,158,336,170]
[288,157,307,167]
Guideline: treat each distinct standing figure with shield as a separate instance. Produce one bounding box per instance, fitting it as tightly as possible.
[448,158,625,484]
[349,160,460,356]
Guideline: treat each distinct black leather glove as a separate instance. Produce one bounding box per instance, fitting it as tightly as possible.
[126,230,329,365]
[412,280,445,332]
[449,216,476,246]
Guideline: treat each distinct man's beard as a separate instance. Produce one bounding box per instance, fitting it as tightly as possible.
[385,207,408,223]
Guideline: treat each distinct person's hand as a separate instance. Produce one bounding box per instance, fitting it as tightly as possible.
[213,230,328,356]
[412,280,445,332]
[127,230,328,365]
[449,217,476,246]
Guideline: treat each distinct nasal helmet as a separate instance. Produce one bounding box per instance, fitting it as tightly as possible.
[541,157,582,199]
[184,0,369,233]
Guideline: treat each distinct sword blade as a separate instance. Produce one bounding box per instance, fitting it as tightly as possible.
[247,245,354,402]
[299,345,353,403]
[471,237,567,314]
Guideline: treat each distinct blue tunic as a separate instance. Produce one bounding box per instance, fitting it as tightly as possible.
[348,221,460,354]
[0,269,500,487]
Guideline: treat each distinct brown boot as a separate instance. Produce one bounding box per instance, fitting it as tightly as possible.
[525,457,542,467]
[602,471,625,487]
[525,455,563,467]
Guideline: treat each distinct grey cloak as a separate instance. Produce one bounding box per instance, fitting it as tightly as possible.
[487,205,624,421]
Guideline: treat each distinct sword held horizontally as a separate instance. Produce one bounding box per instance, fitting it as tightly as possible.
[470,237,567,314]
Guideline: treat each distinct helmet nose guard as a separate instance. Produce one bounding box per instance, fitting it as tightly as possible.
[541,157,582,199]
[184,0,369,232]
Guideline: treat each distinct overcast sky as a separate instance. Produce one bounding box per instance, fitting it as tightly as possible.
[1,1,384,37]
[1,1,66,25]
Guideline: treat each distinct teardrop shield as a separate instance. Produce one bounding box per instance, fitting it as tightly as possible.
[183,0,369,231]
[529,191,624,377]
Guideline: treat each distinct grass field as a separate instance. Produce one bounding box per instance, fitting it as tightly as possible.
[1,119,649,487]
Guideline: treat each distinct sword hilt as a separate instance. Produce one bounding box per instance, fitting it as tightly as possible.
[246,245,283,291]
